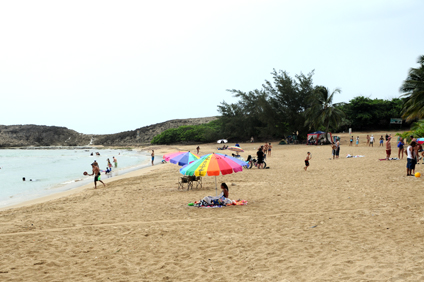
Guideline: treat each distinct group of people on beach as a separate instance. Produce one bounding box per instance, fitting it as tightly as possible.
[87,156,118,188]
[398,135,424,176]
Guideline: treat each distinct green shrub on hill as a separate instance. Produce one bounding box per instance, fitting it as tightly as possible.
[150,120,221,144]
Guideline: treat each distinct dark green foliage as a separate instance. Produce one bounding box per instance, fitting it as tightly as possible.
[401,55,424,121]
[304,86,345,141]
[396,119,424,142]
[150,121,221,144]
[338,96,404,130]
[217,69,315,141]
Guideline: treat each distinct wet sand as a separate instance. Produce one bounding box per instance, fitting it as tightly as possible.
[1,133,424,281]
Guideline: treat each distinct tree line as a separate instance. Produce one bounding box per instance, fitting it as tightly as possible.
[151,55,423,144]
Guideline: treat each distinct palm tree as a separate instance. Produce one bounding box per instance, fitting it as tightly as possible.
[401,55,424,122]
[304,86,345,142]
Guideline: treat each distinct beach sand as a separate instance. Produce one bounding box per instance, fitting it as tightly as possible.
[1,133,424,281]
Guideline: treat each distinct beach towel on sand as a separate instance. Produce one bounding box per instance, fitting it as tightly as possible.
[189,199,248,208]
[346,154,364,158]
[379,158,400,161]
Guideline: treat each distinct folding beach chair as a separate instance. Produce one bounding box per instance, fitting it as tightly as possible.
[178,176,193,190]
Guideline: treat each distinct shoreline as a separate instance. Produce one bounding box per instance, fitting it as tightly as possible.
[0,149,163,211]
[0,160,165,212]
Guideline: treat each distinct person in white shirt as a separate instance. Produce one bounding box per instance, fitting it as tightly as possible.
[406,141,416,176]
[369,135,374,147]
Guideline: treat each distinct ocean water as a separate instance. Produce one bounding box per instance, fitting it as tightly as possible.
[0,149,152,208]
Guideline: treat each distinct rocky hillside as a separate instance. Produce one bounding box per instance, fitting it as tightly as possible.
[0,125,92,147]
[0,117,218,147]
[94,117,218,146]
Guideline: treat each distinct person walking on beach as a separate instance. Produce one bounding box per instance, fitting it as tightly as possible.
[369,135,374,147]
[113,156,118,168]
[398,137,405,159]
[356,136,359,147]
[304,152,312,171]
[386,136,392,160]
[349,135,353,146]
[268,143,272,157]
[379,136,384,147]
[89,163,105,189]
[366,135,370,146]
[331,141,339,159]
[151,150,155,166]
[196,146,200,155]
[406,141,417,176]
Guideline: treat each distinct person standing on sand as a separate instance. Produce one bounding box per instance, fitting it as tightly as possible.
[196,146,200,155]
[89,163,105,189]
[304,152,312,171]
[256,148,265,169]
[369,135,374,147]
[386,136,392,160]
[268,143,272,157]
[366,135,370,146]
[349,135,353,146]
[113,156,118,168]
[356,136,359,147]
[398,138,405,159]
[107,158,112,170]
[379,135,384,147]
[151,150,155,166]
[336,138,340,159]
[331,141,337,159]
[406,141,416,176]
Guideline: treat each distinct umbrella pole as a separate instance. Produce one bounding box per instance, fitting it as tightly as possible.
[215,176,218,196]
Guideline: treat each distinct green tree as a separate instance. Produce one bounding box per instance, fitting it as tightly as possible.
[304,86,345,142]
[218,69,315,141]
[401,55,424,122]
[341,96,404,130]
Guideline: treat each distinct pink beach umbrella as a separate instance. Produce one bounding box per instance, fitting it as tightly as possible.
[163,151,200,166]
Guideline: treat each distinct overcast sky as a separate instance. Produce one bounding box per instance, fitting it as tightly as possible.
[1,0,423,134]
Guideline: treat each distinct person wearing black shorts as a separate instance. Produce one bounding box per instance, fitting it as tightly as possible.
[256,148,265,169]
[89,163,105,189]
[304,152,312,171]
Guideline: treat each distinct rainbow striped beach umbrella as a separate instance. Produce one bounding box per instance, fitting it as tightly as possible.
[163,151,200,166]
[417,138,424,145]
[180,153,247,195]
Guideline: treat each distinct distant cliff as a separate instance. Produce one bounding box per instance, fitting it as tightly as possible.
[0,125,91,147]
[0,117,218,147]
[94,117,218,146]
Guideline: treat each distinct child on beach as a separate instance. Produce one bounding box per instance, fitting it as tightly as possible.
[379,136,384,146]
[356,136,359,146]
[349,136,353,146]
[268,143,272,157]
[304,152,312,171]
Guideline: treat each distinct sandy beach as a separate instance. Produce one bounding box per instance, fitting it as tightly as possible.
[1,133,424,281]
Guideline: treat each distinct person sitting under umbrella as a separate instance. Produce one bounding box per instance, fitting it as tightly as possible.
[201,183,232,206]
